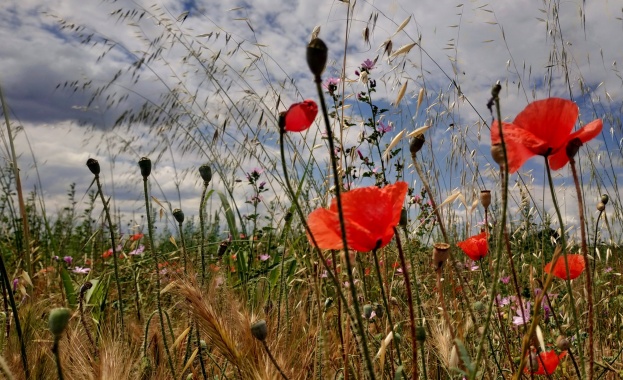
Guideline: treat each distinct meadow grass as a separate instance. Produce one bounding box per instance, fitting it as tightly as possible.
[0,1,622,379]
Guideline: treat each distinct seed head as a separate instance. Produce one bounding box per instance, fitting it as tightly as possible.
[490,144,505,167]
[601,194,609,205]
[480,190,491,209]
[597,202,605,212]
[86,158,100,176]
[138,157,152,178]
[307,38,328,80]
[432,243,451,269]
[251,319,268,341]
[409,135,425,155]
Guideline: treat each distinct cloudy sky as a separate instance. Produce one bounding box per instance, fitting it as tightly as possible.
[1,0,621,241]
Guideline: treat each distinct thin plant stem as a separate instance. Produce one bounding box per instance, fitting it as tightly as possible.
[570,159,594,380]
[0,245,29,379]
[142,175,177,379]
[52,338,64,380]
[313,79,376,379]
[262,340,289,380]
[0,84,31,274]
[94,175,125,334]
[394,228,418,380]
[434,267,456,342]
[371,246,405,376]
[199,183,209,284]
[544,157,585,376]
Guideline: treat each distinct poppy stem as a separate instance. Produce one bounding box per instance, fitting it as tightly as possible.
[371,247,405,377]
[313,78,376,379]
[394,228,418,380]
[279,128,373,379]
[570,159,594,380]
[544,157,586,377]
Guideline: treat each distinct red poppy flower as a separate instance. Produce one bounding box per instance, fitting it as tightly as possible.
[457,232,488,261]
[524,350,566,375]
[102,249,113,259]
[544,254,585,280]
[491,98,602,173]
[307,182,408,252]
[284,100,318,132]
[130,233,144,241]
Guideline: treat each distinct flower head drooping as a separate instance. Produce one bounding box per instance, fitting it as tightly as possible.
[283,100,318,132]
[490,98,602,173]
[524,350,567,375]
[307,182,408,252]
[361,58,375,72]
[544,254,585,280]
[456,232,488,261]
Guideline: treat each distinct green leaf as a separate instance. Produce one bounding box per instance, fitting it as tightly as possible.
[60,267,77,308]
[217,191,238,238]
[454,339,474,374]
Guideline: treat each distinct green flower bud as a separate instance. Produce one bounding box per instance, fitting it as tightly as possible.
[363,304,373,319]
[415,326,426,341]
[251,319,268,341]
[199,164,212,184]
[601,194,609,205]
[86,158,100,176]
[172,208,184,224]
[399,208,408,227]
[473,301,485,313]
[597,202,605,212]
[307,38,328,80]
[138,157,152,178]
[49,308,71,337]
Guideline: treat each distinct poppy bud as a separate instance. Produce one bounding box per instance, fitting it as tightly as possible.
[432,243,451,269]
[278,111,286,133]
[491,144,505,167]
[251,319,268,341]
[473,301,485,313]
[399,208,408,227]
[565,137,583,161]
[138,157,152,178]
[217,241,229,257]
[307,38,328,80]
[556,335,570,351]
[49,307,71,338]
[409,135,425,155]
[415,326,426,341]
[324,297,333,311]
[491,81,501,98]
[86,158,100,176]
[199,164,212,184]
[172,208,184,224]
[597,202,605,212]
[480,190,491,209]
[363,304,373,319]
[601,194,609,205]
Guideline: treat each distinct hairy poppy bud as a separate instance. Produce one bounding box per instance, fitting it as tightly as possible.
[480,190,491,209]
[307,38,328,80]
[138,157,152,178]
[415,326,426,341]
[556,335,570,350]
[199,164,212,184]
[565,137,583,161]
[49,307,71,337]
[86,158,100,176]
[491,81,502,98]
[601,194,609,205]
[399,208,408,227]
[409,135,425,155]
[363,304,373,319]
[473,301,485,313]
[597,202,605,212]
[432,243,451,269]
[172,208,184,224]
[251,319,268,341]
[278,112,286,133]
[491,144,505,167]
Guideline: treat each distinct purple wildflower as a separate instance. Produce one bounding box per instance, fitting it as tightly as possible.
[63,256,73,265]
[129,245,145,256]
[377,120,393,133]
[500,276,510,284]
[72,267,91,274]
[361,59,375,71]
[604,267,613,273]
[512,300,531,326]
[12,278,18,292]
[259,253,270,262]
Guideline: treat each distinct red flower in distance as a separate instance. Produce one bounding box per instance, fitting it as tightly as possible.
[491,98,602,173]
[524,350,566,375]
[307,182,408,252]
[457,232,488,261]
[284,99,318,132]
[544,254,585,280]
[130,233,144,241]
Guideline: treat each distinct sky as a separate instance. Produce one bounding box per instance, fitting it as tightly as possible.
[0,0,622,243]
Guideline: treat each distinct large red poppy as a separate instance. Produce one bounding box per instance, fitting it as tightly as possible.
[284,100,318,132]
[307,182,408,252]
[524,350,566,375]
[456,232,488,261]
[544,254,585,280]
[491,98,602,173]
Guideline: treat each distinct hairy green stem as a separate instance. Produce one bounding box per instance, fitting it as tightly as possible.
[52,338,64,380]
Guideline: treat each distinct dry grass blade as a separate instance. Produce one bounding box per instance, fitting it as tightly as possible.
[382,129,405,160]
[394,80,408,106]
[407,125,430,138]
[391,15,411,37]
[389,42,417,60]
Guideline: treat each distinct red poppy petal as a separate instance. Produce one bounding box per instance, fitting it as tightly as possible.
[491,121,542,172]
[548,148,571,171]
[545,254,585,280]
[571,118,602,143]
[307,208,344,250]
[513,98,578,152]
[285,100,318,132]
[380,181,409,228]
